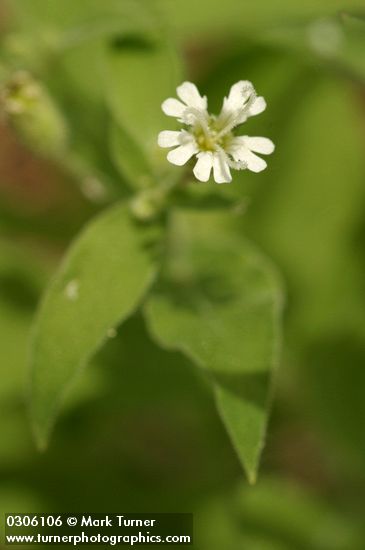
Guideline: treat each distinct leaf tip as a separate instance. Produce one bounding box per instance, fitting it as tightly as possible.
[247,469,258,486]
[31,422,50,453]
[29,404,51,452]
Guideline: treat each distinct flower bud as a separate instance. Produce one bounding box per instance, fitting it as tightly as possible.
[130,188,167,222]
[0,70,68,158]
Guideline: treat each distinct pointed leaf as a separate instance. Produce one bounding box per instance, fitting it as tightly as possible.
[30,202,161,447]
[144,209,283,482]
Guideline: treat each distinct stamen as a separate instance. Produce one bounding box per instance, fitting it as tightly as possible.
[216,88,257,139]
[181,106,210,137]
[228,159,248,170]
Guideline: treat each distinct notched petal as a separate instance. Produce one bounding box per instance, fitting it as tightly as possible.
[247,96,266,117]
[242,136,275,155]
[177,81,207,110]
[213,153,232,183]
[243,150,268,172]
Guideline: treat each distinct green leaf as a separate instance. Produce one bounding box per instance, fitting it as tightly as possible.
[8,0,144,33]
[44,39,124,198]
[256,15,365,84]
[6,1,156,198]
[30,202,162,448]
[144,209,283,482]
[244,74,365,342]
[109,121,156,190]
[242,72,365,470]
[92,314,239,493]
[102,31,183,188]
[159,0,365,41]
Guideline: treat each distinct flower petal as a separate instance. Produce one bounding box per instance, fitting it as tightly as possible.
[158,131,181,148]
[223,80,254,112]
[167,141,198,166]
[213,153,232,183]
[193,152,213,182]
[177,81,207,110]
[247,96,266,117]
[241,136,275,155]
[239,150,267,172]
[229,139,268,172]
[162,98,186,118]
[157,130,181,147]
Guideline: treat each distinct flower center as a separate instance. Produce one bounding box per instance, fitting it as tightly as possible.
[193,119,233,153]
[195,131,216,151]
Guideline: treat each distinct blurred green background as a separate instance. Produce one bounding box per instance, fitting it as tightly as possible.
[1,1,365,548]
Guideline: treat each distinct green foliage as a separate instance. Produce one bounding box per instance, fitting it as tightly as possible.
[1,70,68,159]
[340,14,365,81]
[242,73,365,468]
[145,209,283,482]
[158,0,365,40]
[14,0,283,477]
[2,0,365,544]
[0,240,47,399]
[197,478,364,549]
[7,0,144,32]
[43,38,122,198]
[103,31,183,188]
[244,74,365,337]
[29,203,161,448]
[5,0,164,197]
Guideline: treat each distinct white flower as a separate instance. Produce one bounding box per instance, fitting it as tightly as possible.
[158,81,275,183]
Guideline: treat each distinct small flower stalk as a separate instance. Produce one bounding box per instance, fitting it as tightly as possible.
[158,81,274,183]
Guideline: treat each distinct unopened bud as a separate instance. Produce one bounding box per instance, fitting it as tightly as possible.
[0,70,68,158]
[130,188,167,222]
